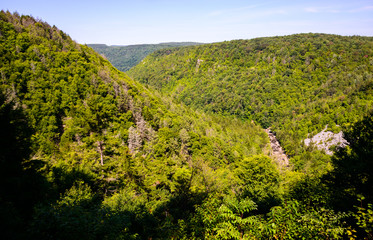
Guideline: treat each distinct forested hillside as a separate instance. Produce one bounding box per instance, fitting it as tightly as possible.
[128,34,373,172]
[88,42,202,72]
[1,11,372,239]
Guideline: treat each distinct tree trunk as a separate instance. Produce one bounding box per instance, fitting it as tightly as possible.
[97,140,104,165]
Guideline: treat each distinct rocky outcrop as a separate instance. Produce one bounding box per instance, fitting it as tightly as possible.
[265,128,289,167]
[195,59,203,72]
[304,126,348,155]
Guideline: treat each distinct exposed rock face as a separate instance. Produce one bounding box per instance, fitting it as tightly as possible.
[126,93,155,155]
[304,126,348,155]
[195,59,203,72]
[265,128,289,167]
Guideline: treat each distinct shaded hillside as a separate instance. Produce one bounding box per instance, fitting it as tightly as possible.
[88,42,202,72]
[2,11,373,239]
[0,10,270,239]
[128,33,373,171]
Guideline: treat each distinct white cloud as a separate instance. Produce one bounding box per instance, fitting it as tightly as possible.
[304,7,319,13]
[305,3,373,14]
[349,5,373,12]
[304,6,341,14]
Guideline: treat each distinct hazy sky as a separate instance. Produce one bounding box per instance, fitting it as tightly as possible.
[2,0,373,45]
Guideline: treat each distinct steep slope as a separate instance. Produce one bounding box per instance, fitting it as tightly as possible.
[2,11,372,240]
[0,11,272,239]
[128,34,373,171]
[88,42,202,72]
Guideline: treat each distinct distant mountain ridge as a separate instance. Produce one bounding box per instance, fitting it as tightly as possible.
[2,10,373,239]
[88,42,203,72]
[0,11,270,238]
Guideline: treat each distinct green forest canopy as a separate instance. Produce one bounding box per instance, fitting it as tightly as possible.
[1,10,372,239]
[128,33,373,171]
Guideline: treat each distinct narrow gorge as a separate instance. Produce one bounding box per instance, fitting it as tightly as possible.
[265,128,289,167]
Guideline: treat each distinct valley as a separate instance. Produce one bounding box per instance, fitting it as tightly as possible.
[1,10,372,240]
[128,34,373,172]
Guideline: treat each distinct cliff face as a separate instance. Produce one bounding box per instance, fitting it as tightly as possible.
[304,126,348,155]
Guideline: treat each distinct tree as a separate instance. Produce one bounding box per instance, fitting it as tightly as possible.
[234,155,281,212]
[0,93,47,239]
[326,111,373,210]
[195,195,260,239]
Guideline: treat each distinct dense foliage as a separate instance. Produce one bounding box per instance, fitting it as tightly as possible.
[128,34,373,172]
[0,10,265,239]
[1,11,372,239]
[88,42,202,72]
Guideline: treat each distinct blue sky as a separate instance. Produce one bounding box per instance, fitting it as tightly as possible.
[2,0,373,45]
